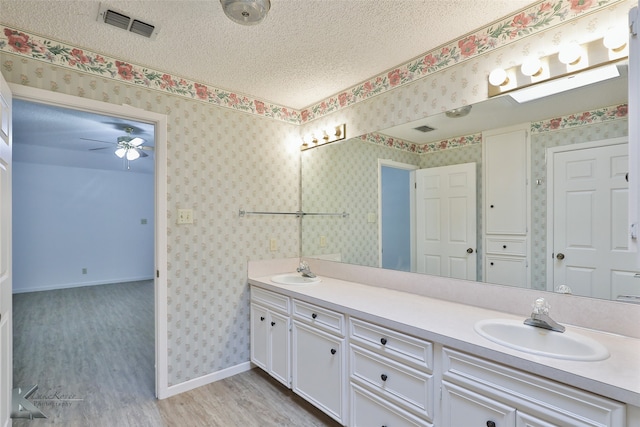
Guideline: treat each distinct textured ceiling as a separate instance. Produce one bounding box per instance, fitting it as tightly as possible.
[0,0,536,109]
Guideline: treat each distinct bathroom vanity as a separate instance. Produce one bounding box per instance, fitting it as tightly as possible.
[248,258,640,427]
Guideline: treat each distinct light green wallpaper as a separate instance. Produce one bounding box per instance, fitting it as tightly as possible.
[1,55,300,386]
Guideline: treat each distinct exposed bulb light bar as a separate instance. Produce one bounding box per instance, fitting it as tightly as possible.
[508,64,620,103]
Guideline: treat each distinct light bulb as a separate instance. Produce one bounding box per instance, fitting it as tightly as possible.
[603,28,627,52]
[558,42,582,65]
[126,149,140,161]
[115,147,127,158]
[521,57,542,77]
[488,68,508,87]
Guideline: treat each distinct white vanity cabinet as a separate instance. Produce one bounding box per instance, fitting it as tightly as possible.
[292,299,347,425]
[250,287,291,387]
[483,124,531,288]
[441,348,626,427]
[348,318,435,426]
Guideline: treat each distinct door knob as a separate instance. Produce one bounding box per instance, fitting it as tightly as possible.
[467,248,474,254]
[556,253,565,260]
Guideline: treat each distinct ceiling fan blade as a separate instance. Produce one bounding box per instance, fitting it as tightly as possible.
[89,146,111,151]
[137,150,149,158]
[138,146,154,151]
[80,137,114,145]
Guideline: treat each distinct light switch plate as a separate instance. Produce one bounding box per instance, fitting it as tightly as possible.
[177,209,193,224]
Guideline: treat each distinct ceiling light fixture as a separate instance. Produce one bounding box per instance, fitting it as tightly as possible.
[220,0,271,25]
[445,105,472,118]
[115,127,144,162]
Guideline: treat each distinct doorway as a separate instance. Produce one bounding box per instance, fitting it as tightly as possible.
[8,84,168,405]
[378,160,418,272]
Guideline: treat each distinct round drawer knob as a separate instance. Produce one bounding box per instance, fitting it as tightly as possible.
[260,316,265,321]
[502,245,507,249]
[311,313,317,319]
[490,262,494,266]
[487,421,496,427]
[380,338,387,345]
[380,374,388,382]
[270,321,275,326]
[330,348,337,355]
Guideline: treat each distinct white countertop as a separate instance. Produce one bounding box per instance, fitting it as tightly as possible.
[249,273,640,407]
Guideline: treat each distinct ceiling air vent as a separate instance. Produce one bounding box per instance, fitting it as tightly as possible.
[414,125,436,133]
[97,4,159,39]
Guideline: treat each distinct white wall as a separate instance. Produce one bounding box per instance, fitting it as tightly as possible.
[13,162,154,293]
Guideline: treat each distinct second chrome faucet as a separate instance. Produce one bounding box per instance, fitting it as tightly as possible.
[524,297,565,333]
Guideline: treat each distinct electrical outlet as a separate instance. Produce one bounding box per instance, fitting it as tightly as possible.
[82,268,87,275]
[320,236,327,247]
[177,209,193,224]
[270,238,278,251]
[141,218,148,225]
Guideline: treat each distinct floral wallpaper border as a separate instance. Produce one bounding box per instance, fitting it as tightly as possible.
[360,132,483,155]
[530,103,628,132]
[300,0,622,123]
[0,0,622,125]
[363,103,629,155]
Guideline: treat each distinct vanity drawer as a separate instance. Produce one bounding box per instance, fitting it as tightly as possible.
[293,299,345,336]
[349,318,433,371]
[350,383,433,427]
[251,286,290,314]
[442,348,625,426]
[350,345,434,420]
[485,237,527,256]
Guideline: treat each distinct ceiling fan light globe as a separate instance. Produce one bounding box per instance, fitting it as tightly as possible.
[129,137,145,147]
[126,149,141,161]
[115,147,127,158]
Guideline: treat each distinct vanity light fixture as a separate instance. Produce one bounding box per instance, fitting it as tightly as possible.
[301,124,346,151]
[488,35,627,100]
[220,0,270,25]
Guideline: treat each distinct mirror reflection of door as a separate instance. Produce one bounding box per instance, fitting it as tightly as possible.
[549,138,637,299]
[415,163,477,280]
[379,161,417,271]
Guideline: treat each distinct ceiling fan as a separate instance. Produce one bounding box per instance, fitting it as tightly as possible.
[83,126,153,168]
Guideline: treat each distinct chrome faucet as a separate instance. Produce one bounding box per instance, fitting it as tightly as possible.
[297,261,316,278]
[524,297,565,333]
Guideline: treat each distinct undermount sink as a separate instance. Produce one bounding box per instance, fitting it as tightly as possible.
[271,274,321,286]
[474,319,609,361]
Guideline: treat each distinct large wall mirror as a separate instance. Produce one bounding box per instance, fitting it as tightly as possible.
[301,61,634,302]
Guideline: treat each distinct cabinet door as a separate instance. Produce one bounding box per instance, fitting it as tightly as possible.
[269,310,290,387]
[442,381,516,427]
[250,303,268,370]
[292,321,345,424]
[484,129,528,235]
[485,255,528,288]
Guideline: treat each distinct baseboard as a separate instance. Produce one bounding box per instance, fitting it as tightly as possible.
[12,276,155,294]
[159,361,252,399]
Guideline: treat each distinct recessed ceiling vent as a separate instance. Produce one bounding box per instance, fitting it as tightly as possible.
[97,4,160,39]
[414,125,436,133]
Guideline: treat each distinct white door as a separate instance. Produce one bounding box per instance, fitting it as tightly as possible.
[0,72,13,426]
[550,139,638,299]
[416,163,476,280]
